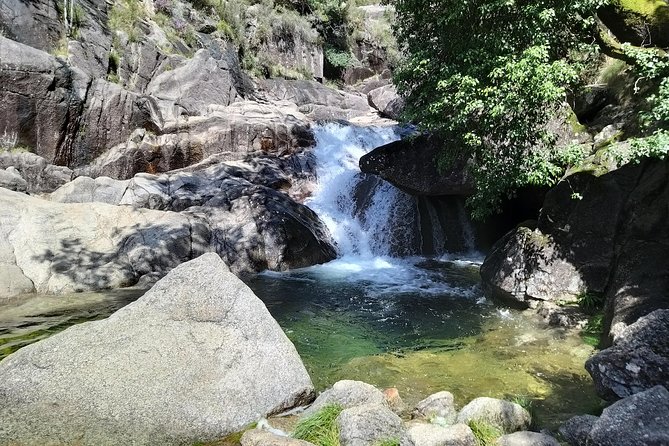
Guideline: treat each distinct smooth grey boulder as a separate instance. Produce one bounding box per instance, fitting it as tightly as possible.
[587,385,669,446]
[0,264,35,300]
[367,85,404,120]
[0,152,73,194]
[402,423,477,446]
[586,309,669,401]
[559,415,598,446]
[337,403,405,446]
[241,430,316,446]
[304,380,387,417]
[0,253,315,445]
[359,134,474,196]
[50,176,130,204]
[411,391,457,425]
[0,166,27,192]
[147,47,246,116]
[0,187,208,297]
[496,431,559,446]
[456,398,531,434]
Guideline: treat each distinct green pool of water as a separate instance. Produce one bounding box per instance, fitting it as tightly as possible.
[0,257,601,430]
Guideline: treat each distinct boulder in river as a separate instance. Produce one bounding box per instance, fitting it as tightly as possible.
[456,397,531,434]
[337,403,405,446]
[586,309,669,401]
[0,253,315,445]
[303,380,387,417]
[402,423,477,446]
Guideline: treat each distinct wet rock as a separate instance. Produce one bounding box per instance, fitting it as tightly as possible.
[587,385,669,446]
[337,403,405,446]
[480,226,585,306]
[0,167,27,192]
[0,253,315,445]
[456,398,531,434]
[559,414,598,446]
[402,423,477,446]
[411,391,457,425]
[496,431,559,446]
[241,429,316,446]
[304,380,387,417]
[359,134,474,196]
[586,309,669,401]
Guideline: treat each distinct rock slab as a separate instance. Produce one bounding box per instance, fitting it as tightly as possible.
[0,253,315,445]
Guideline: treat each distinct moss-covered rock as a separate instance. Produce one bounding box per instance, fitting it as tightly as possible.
[598,0,669,48]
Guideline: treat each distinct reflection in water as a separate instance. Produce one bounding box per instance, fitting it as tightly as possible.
[0,289,144,360]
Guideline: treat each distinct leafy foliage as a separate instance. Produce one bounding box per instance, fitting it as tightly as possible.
[292,404,342,446]
[391,0,604,219]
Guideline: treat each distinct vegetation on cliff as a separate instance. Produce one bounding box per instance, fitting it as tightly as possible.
[391,0,669,219]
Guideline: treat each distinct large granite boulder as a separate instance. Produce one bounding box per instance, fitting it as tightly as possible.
[0,253,315,445]
[559,415,599,446]
[0,152,73,194]
[0,188,207,298]
[359,134,474,196]
[49,162,336,276]
[586,385,669,445]
[480,226,586,306]
[0,166,27,192]
[367,85,404,120]
[586,309,669,401]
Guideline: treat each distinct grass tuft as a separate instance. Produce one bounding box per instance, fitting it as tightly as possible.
[467,419,502,446]
[292,404,342,446]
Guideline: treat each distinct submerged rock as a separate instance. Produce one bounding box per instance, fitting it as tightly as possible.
[0,253,315,445]
[586,309,669,401]
[456,397,531,434]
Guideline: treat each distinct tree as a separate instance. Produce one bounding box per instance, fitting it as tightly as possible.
[391,0,604,219]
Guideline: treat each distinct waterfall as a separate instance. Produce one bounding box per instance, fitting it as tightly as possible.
[289,122,482,297]
[305,123,401,257]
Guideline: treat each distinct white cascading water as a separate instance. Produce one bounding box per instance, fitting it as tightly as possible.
[290,122,483,297]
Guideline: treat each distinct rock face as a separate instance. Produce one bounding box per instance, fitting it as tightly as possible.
[0,253,315,445]
[586,385,669,446]
[586,309,669,401]
[481,158,669,319]
[359,134,474,196]
[456,398,531,434]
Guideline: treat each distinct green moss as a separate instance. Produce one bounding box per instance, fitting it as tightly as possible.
[581,313,604,348]
[292,404,342,446]
[467,420,502,446]
[618,0,669,23]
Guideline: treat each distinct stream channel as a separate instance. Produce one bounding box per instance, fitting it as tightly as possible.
[0,124,601,430]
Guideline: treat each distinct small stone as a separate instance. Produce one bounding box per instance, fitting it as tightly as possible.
[456,397,531,433]
[303,380,387,417]
[411,391,457,425]
[496,431,560,446]
[402,423,477,446]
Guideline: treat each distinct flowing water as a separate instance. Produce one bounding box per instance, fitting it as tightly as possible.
[0,123,601,430]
